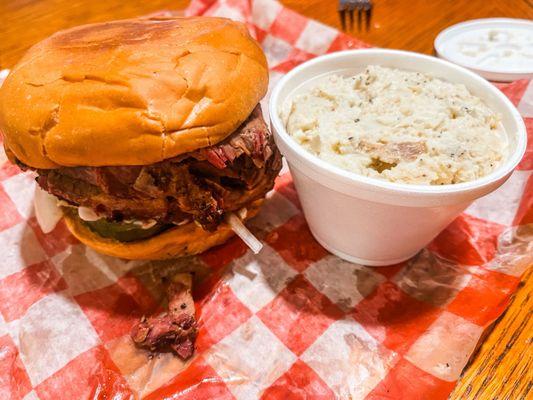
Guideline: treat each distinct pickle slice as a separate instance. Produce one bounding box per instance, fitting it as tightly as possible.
[66,210,168,242]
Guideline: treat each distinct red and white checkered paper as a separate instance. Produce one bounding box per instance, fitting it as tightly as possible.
[1,0,532,399]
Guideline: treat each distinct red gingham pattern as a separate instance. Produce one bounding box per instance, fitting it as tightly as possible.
[0,334,32,400]
[0,1,531,398]
[0,260,67,322]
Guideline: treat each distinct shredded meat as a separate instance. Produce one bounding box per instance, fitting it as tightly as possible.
[131,274,198,360]
[186,106,274,169]
[20,105,282,230]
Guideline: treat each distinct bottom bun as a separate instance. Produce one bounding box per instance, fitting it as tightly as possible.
[64,200,263,260]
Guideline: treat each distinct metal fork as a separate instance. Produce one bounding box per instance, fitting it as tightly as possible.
[338,0,373,32]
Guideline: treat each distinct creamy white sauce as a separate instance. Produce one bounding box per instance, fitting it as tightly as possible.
[131,219,158,229]
[441,26,533,71]
[78,210,159,230]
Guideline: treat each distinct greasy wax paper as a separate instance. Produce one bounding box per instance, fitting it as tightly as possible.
[0,0,532,399]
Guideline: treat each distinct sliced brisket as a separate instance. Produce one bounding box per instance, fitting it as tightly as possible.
[24,105,281,230]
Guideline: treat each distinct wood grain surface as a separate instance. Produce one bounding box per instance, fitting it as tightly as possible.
[450,267,533,400]
[1,1,532,399]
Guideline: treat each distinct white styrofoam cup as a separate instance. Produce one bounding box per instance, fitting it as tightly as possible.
[269,49,527,266]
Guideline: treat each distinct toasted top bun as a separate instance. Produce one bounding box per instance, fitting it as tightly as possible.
[0,16,268,169]
[64,199,263,260]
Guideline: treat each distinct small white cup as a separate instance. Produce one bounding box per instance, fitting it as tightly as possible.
[269,49,527,266]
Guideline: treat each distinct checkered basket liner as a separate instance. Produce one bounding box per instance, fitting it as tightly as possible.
[0,0,531,399]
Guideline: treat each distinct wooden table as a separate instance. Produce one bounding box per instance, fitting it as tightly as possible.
[1,1,532,398]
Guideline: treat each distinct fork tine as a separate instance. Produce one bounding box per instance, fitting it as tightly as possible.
[339,8,347,31]
[357,6,363,32]
[348,6,355,31]
[365,4,372,31]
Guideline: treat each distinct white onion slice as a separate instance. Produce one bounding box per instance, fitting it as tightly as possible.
[226,213,263,254]
[78,206,101,222]
[34,186,62,233]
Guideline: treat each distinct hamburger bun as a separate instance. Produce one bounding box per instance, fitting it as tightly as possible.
[64,199,263,260]
[0,16,268,169]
